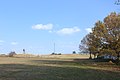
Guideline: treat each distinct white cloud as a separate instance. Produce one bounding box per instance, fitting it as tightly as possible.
[32,23,53,30]
[57,27,80,35]
[11,42,18,45]
[85,28,92,33]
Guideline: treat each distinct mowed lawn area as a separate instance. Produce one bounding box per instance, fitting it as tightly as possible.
[0,54,120,80]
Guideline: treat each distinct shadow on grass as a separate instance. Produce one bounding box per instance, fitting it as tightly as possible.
[31,58,120,70]
[31,59,93,64]
[31,59,107,67]
[0,59,120,80]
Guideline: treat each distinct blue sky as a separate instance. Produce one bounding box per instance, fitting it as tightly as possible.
[0,0,119,54]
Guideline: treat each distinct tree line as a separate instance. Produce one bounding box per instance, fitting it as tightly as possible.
[79,12,120,62]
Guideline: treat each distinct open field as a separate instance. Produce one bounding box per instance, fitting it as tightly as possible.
[13,54,91,59]
[0,54,120,80]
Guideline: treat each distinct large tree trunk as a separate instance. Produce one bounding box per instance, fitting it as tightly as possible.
[89,52,92,59]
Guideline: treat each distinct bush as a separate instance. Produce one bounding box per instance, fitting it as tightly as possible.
[73,51,76,54]
[9,51,16,57]
[58,53,62,55]
[51,53,62,55]
[51,53,58,55]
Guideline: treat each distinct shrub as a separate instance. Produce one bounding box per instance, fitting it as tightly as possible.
[9,51,17,57]
[58,53,62,55]
[73,51,76,54]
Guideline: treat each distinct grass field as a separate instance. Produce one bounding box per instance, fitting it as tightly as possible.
[0,54,120,80]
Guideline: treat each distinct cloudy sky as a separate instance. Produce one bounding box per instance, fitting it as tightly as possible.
[0,0,119,54]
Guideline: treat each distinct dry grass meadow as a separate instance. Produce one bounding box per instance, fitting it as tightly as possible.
[0,54,119,80]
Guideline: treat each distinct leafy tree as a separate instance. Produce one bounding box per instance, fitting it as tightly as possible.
[73,51,76,54]
[115,0,120,5]
[80,12,120,61]
[80,33,94,59]
[23,49,25,54]
[103,12,120,60]
[92,12,120,60]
